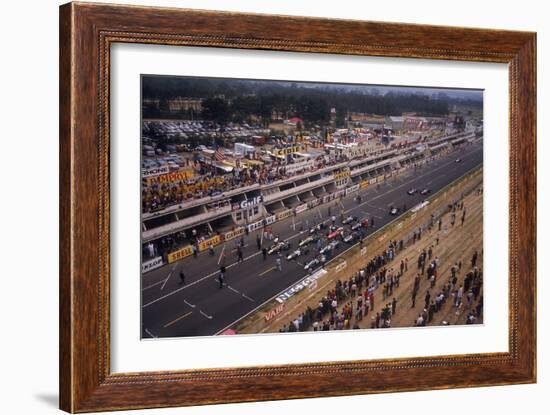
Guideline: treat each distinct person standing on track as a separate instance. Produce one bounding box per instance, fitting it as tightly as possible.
[237,245,244,263]
[179,270,185,284]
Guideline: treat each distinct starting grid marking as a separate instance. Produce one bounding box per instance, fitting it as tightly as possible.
[258,266,276,277]
[144,328,157,338]
[227,285,255,303]
[163,311,193,328]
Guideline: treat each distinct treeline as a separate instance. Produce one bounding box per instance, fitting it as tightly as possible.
[142,76,479,125]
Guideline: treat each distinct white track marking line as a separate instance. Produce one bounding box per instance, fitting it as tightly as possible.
[183,299,196,308]
[163,311,193,328]
[217,245,226,265]
[200,310,213,320]
[227,285,240,294]
[142,280,164,291]
[160,271,173,290]
[258,266,275,277]
[242,293,255,302]
[144,328,157,338]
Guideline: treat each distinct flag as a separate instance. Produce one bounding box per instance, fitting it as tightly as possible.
[213,146,225,161]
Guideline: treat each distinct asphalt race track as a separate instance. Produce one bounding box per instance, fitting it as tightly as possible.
[141,141,483,338]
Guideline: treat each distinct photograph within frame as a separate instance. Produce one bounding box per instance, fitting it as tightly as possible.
[140,75,484,339]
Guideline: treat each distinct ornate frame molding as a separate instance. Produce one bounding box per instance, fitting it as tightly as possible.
[60,2,536,412]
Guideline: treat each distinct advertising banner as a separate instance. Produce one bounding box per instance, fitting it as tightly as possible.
[142,256,163,273]
[142,166,169,178]
[276,210,293,221]
[334,170,351,181]
[224,227,245,242]
[265,215,276,225]
[198,235,222,252]
[345,184,360,195]
[146,169,194,185]
[264,303,285,323]
[275,269,328,303]
[167,245,194,263]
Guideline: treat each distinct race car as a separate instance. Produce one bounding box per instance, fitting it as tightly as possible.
[420,188,431,195]
[304,257,320,271]
[309,223,326,234]
[267,240,291,255]
[342,215,356,225]
[286,247,308,260]
[407,188,418,195]
[320,240,340,255]
[304,255,326,271]
[298,235,318,248]
[343,231,360,244]
[455,158,462,163]
[327,227,344,240]
[389,206,400,216]
[351,222,362,231]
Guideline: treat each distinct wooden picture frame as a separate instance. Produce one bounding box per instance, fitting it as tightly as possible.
[59,2,536,412]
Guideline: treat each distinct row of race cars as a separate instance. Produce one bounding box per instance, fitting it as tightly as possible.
[263,180,438,270]
[387,186,433,216]
[258,152,453,270]
[265,215,372,272]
